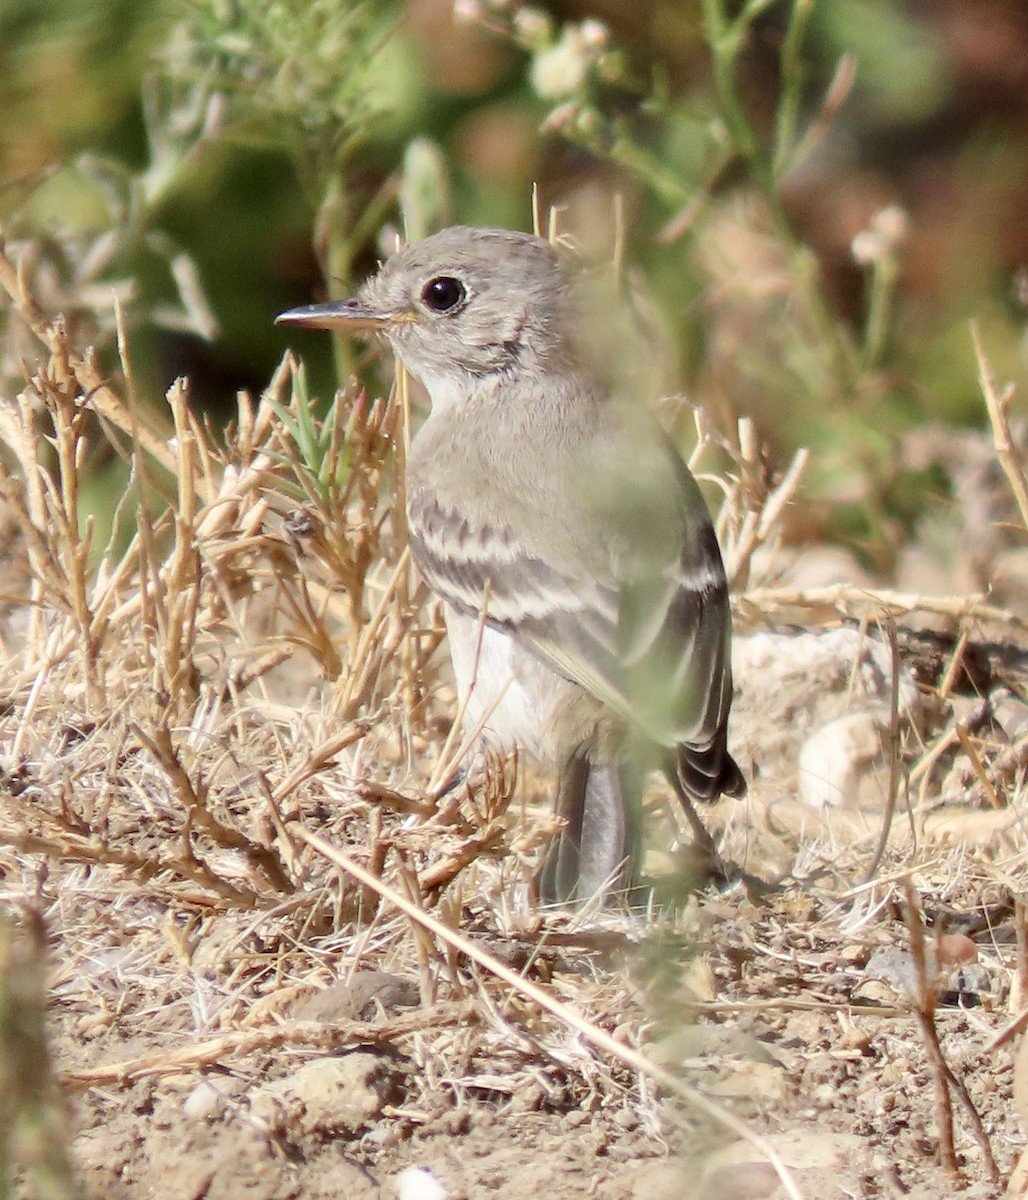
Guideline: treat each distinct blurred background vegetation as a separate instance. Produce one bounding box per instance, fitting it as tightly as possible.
[1,0,1026,583]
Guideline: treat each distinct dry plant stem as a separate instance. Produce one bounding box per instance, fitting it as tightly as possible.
[0,240,199,494]
[427,586,512,796]
[973,321,1028,534]
[270,720,373,809]
[336,548,417,717]
[0,819,256,906]
[914,1009,959,1177]
[657,148,734,243]
[161,379,202,709]
[0,328,286,716]
[133,723,292,894]
[1017,900,1028,1017]
[61,1002,474,1090]
[991,904,1028,1051]
[726,436,809,589]
[297,827,806,1200]
[691,997,907,1018]
[901,880,1000,1182]
[902,880,957,1176]
[736,583,1024,630]
[938,629,971,700]
[789,52,857,166]
[0,369,105,702]
[43,362,101,706]
[861,620,904,883]
[910,725,961,789]
[987,1003,1028,1053]
[954,723,1005,809]
[837,861,944,901]
[417,820,508,894]
[353,779,435,818]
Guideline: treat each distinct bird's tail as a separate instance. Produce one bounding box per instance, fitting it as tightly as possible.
[677,734,747,803]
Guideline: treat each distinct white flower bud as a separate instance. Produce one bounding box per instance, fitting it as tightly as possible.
[852,204,910,266]
[871,204,909,247]
[513,7,553,46]
[530,28,590,99]
[579,19,609,49]
[851,229,886,266]
[452,0,483,23]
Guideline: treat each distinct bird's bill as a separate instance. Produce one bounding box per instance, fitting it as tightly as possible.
[275,299,416,331]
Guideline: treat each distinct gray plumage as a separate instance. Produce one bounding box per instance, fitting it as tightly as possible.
[278,225,745,904]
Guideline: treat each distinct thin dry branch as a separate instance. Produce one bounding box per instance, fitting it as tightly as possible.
[724,431,809,590]
[0,822,260,906]
[973,321,1028,535]
[0,240,197,492]
[134,723,293,893]
[954,723,1006,810]
[270,720,373,808]
[901,879,1000,1183]
[736,583,1025,630]
[861,620,904,883]
[61,1002,474,1089]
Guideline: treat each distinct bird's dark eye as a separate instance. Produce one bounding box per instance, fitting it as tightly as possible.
[421,276,466,313]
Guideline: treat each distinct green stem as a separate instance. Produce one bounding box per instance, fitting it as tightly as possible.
[316,172,356,386]
[773,0,815,179]
[701,0,766,183]
[860,255,898,373]
[609,137,691,207]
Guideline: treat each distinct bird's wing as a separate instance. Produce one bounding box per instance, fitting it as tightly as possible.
[407,440,733,754]
[534,518,734,752]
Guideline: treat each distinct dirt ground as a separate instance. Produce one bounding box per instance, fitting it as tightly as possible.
[52,862,1028,1200]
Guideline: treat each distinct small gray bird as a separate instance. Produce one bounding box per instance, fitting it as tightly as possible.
[278,226,745,904]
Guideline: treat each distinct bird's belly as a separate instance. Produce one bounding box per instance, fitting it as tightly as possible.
[443,606,621,762]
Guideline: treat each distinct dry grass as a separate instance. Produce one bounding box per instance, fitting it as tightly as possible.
[1,235,1028,1196]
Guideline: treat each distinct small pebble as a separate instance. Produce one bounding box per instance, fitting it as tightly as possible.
[395,1165,449,1200]
[182,1080,227,1121]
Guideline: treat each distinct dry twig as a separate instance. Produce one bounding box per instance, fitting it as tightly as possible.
[973,321,1028,535]
[900,879,999,1183]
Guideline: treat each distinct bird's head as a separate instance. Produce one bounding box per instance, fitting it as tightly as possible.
[277,226,599,391]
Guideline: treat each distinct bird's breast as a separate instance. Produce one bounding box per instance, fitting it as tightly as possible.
[443,605,623,764]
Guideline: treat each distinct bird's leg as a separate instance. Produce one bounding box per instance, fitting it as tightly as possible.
[538,754,633,905]
[668,771,732,884]
[537,754,588,904]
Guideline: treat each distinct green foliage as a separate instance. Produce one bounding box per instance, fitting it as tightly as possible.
[268,360,351,505]
[154,0,408,191]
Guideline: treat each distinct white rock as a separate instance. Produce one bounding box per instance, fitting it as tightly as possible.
[182,1079,227,1121]
[798,710,889,809]
[395,1165,449,1200]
